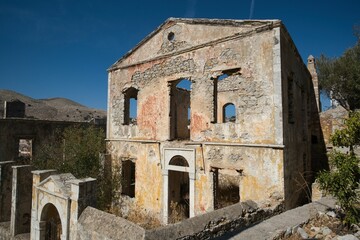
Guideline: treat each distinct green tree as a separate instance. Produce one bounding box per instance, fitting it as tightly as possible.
[317,35,360,111]
[317,111,360,225]
[33,124,111,209]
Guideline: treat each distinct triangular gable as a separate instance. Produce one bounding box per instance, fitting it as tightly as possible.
[108,18,281,71]
[37,173,75,196]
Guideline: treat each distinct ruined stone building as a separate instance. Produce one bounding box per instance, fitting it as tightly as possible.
[106,18,322,224]
[0,18,329,240]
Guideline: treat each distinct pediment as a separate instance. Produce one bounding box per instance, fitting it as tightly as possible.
[109,18,281,71]
[37,173,75,196]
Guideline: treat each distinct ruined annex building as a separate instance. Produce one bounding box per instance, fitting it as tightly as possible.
[107,18,321,224]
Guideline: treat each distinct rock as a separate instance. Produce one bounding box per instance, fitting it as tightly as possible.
[337,234,359,240]
[351,224,360,232]
[322,226,333,236]
[297,227,309,239]
[242,200,258,213]
[326,211,337,218]
[284,227,292,237]
[311,226,320,233]
[292,225,300,234]
[315,233,324,239]
[324,235,333,240]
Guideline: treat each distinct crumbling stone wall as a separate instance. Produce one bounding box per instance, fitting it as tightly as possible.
[279,27,323,209]
[107,18,321,222]
[0,119,95,162]
[10,165,33,236]
[0,161,15,222]
[3,100,25,119]
[31,170,96,240]
[76,200,283,240]
[319,106,348,146]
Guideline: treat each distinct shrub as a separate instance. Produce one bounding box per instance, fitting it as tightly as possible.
[317,111,360,225]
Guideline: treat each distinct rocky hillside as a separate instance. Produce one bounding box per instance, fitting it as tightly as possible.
[0,89,106,122]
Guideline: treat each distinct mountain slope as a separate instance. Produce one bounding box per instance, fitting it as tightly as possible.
[0,89,106,122]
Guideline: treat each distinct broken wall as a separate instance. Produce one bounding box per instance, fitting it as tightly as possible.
[280,28,317,209]
[107,21,282,144]
[0,119,97,163]
[106,19,317,221]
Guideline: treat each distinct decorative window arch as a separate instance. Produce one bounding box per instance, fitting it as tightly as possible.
[223,103,236,123]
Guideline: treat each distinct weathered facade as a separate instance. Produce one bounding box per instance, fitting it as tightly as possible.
[106,18,321,223]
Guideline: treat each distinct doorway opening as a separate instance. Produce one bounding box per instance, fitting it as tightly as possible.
[40,203,62,240]
[168,156,190,223]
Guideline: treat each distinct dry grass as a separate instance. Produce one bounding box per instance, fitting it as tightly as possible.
[108,205,162,230]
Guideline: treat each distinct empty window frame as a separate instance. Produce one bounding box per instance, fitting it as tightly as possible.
[288,75,295,124]
[18,138,32,160]
[121,160,135,198]
[169,79,191,140]
[123,87,138,125]
[223,103,236,123]
[212,168,240,209]
[218,68,241,81]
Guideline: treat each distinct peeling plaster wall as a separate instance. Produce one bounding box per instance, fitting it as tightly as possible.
[108,141,163,217]
[107,24,280,143]
[107,19,317,221]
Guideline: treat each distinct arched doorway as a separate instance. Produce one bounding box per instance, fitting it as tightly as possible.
[163,148,195,224]
[40,203,62,240]
[168,156,190,223]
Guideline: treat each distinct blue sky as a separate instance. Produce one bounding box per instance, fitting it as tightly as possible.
[0,0,359,111]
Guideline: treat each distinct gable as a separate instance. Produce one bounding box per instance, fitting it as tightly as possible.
[109,18,281,71]
[37,173,75,196]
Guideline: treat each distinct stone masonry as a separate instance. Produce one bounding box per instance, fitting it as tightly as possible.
[106,18,323,224]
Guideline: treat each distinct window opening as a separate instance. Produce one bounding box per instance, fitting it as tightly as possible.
[170,79,191,140]
[288,74,295,124]
[212,77,218,123]
[218,68,241,81]
[122,160,135,198]
[129,98,137,125]
[187,107,191,129]
[301,89,306,141]
[212,168,240,209]
[168,32,175,41]
[223,103,236,123]
[218,73,229,81]
[123,87,138,125]
[18,138,32,160]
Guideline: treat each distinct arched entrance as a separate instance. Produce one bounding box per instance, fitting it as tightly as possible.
[163,148,196,224]
[168,156,190,223]
[40,203,62,240]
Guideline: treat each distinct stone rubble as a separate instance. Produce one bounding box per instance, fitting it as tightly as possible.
[282,209,360,240]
